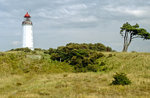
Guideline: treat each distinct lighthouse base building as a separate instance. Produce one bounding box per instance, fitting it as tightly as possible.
[22,12,34,50]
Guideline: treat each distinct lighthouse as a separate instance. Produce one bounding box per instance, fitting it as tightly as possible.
[22,12,33,50]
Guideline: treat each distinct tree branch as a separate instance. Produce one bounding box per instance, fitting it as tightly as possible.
[127,33,132,47]
[132,35,140,39]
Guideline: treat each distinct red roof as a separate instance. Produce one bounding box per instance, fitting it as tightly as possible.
[24,12,31,18]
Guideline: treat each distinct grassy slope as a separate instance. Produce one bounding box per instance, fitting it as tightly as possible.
[0,52,150,98]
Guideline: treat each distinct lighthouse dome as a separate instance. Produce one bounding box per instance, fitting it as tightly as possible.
[24,12,31,18]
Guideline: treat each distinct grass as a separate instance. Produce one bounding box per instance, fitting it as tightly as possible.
[0,51,150,97]
[0,51,74,75]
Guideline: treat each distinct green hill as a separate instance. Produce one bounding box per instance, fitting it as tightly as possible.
[0,50,150,97]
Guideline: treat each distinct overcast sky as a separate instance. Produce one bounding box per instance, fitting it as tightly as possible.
[0,0,150,52]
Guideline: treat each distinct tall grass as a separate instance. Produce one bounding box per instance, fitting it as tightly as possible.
[0,52,150,97]
[0,51,74,75]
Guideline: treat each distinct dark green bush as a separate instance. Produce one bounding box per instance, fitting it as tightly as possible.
[107,54,113,58]
[10,48,32,52]
[49,46,105,72]
[47,48,57,55]
[74,64,88,72]
[34,48,43,51]
[106,46,112,51]
[50,46,105,72]
[66,43,112,52]
[111,73,131,85]
[51,53,61,61]
[45,43,112,72]
[86,64,99,72]
[100,62,105,66]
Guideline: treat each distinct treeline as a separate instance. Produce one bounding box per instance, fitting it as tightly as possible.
[66,43,112,51]
[10,43,113,53]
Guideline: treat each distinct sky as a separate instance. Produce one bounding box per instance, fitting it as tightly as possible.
[0,0,150,52]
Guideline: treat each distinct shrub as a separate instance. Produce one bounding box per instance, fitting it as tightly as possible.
[10,48,32,52]
[50,53,61,61]
[66,43,112,52]
[74,64,88,72]
[111,73,131,85]
[34,48,43,51]
[86,64,99,72]
[107,54,113,58]
[106,46,112,51]
[47,48,57,55]
[48,43,107,72]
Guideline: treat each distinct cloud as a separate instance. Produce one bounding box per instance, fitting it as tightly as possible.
[67,16,98,24]
[79,16,98,22]
[125,9,146,16]
[54,0,75,4]
[104,5,146,17]
[66,4,87,10]
[35,3,88,20]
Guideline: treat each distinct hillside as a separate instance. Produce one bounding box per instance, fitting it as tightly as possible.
[0,51,150,98]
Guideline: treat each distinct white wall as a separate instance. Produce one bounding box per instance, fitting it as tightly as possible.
[23,25,33,50]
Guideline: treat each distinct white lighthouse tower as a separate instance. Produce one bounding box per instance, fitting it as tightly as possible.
[22,12,33,50]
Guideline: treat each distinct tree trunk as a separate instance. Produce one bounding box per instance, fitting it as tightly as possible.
[122,32,132,52]
[122,43,128,52]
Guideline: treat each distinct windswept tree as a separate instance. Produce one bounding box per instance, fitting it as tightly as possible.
[120,22,150,52]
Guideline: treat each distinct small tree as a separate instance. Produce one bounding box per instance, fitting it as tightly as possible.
[120,22,150,52]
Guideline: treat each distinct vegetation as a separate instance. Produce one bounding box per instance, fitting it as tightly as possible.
[9,47,32,52]
[65,43,112,52]
[120,22,150,52]
[111,73,131,85]
[49,47,104,72]
[45,43,112,55]
[43,43,112,72]
[6,43,111,73]
[0,43,150,97]
[0,51,74,74]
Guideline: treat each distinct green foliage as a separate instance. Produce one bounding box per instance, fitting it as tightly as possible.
[46,48,57,55]
[43,43,112,72]
[106,46,112,51]
[100,61,105,66]
[55,47,104,72]
[9,47,32,52]
[111,73,131,85]
[86,64,100,72]
[34,48,43,51]
[49,46,105,72]
[120,22,150,39]
[66,43,112,52]
[51,53,61,61]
